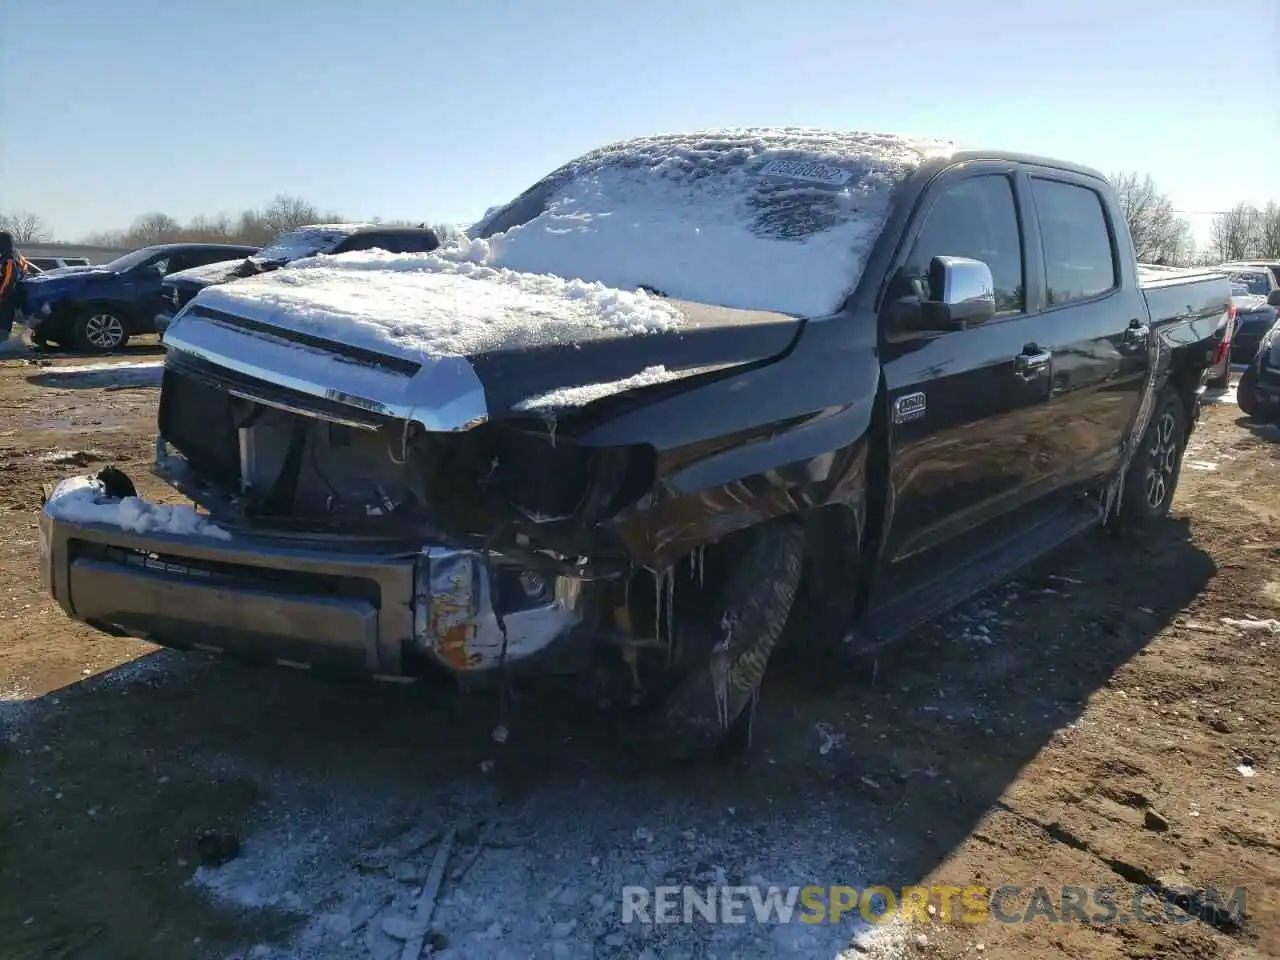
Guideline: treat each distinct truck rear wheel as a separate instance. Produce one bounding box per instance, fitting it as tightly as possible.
[644,519,805,762]
[1114,388,1187,529]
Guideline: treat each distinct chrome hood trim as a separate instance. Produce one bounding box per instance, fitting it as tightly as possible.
[163,309,489,432]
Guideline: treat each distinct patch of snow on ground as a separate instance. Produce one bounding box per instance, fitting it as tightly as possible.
[90,649,196,690]
[196,242,686,361]
[0,683,36,734]
[1221,617,1280,635]
[1201,384,1237,405]
[35,360,164,389]
[187,750,897,960]
[35,448,107,464]
[44,476,231,540]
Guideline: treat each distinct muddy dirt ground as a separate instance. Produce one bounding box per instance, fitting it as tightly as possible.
[0,345,1276,960]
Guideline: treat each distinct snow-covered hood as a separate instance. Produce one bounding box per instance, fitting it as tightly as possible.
[162,245,802,428]
[164,258,247,289]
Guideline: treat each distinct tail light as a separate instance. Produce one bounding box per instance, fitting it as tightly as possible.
[1210,304,1235,367]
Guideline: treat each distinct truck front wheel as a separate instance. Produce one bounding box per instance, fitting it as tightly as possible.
[644,519,805,761]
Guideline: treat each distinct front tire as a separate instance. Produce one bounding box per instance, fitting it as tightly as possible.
[645,520,805,762]
[73,310,129,353]
[1115,389,1187,529]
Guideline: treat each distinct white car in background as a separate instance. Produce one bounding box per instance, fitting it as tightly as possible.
[26,256,93,273]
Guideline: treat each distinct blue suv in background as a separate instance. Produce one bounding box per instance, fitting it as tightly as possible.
[18,242,259,352]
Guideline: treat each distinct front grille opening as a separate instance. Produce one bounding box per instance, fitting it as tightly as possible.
[71,540,382,606]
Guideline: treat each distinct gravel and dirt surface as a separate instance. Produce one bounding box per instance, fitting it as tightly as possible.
[1,345,1276,960]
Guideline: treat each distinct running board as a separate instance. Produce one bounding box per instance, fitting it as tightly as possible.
[848,498,1102,654]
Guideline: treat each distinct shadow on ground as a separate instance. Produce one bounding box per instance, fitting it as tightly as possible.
[1234,415,1280,441]
[28,340,167,360]
[0,520,1215,959]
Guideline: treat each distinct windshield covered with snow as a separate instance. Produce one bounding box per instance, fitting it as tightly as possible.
[472,130,954,317]
[252,225,360,264]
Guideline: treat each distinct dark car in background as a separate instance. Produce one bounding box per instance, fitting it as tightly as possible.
[1221,260,1280,289]
[1237,315,1280,420]
[19,243,259,351]
[1229,291,1279,365]
[155,224,442,334]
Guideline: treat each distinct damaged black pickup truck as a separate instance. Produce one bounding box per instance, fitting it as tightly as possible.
[39,130,1232,758]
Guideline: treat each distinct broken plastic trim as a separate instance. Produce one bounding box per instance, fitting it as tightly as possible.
[411,545,584,673]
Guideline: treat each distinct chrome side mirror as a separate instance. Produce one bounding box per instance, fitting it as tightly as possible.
[892,256,998,333]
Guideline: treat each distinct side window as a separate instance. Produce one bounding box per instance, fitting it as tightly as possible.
[336,233,387,254]
[904,175,1024,315]
[150,257,171,275]
[1030,178,1118,306]
[187,250,231,269]
[399,232,441,254]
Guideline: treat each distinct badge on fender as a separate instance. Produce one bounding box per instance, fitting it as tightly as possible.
[893,391,927,424]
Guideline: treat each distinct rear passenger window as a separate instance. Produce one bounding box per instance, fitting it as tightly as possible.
[905,175,1025,315]
[189,250,231,268]
[337,233,387,253]
[1031,179,1118,305]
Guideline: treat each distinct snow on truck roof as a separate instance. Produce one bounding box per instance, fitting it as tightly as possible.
[473,128,957,317]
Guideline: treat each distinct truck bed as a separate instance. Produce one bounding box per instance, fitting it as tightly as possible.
[1138,267,1232,331]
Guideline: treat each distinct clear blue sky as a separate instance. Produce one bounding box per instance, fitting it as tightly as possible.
[2,0,1277,248]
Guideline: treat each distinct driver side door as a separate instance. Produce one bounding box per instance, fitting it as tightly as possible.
[878,164,1051,573]
[128,253,184,331]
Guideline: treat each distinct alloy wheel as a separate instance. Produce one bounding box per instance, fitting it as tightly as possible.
[84,314,125,350]
[1143,411,1178,509]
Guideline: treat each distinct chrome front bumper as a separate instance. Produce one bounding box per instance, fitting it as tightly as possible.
[40,483,584,680]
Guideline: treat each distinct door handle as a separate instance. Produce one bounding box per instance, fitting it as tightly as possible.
[1124,319,1150,344]
[1015,347,1052,377]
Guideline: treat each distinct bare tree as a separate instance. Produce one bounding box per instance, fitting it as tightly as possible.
[1108,172,1193,265]
[1209,203,1262,262]
[184,214,235,243]
[127,212,183,245]
[81,228,129,247]
[1258,201,1280,259]
[0,211,52,243]
[261,195,324,236]
[77,196,362,249]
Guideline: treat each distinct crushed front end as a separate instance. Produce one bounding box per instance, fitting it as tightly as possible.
[37,340,634,686]
[38,262,819,761]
